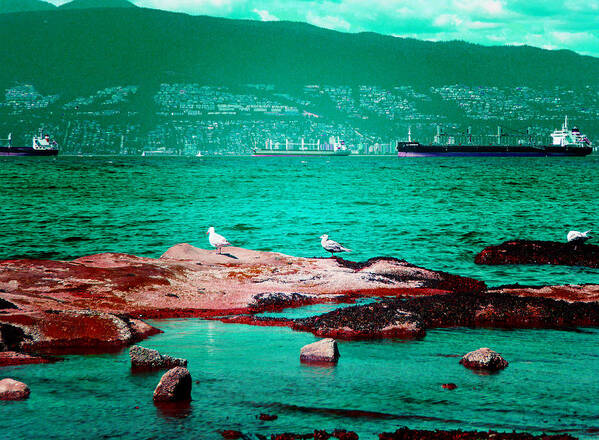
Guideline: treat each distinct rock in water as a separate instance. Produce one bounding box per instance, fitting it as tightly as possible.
[459,347,508,371]
[300,338,340,364]
[0,378,30,400]
[130,345,187,370]
[153,367,192,402]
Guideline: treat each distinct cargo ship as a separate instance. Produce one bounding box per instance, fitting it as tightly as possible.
[397,117,592,157]
[0,130,59,156]
[252,136,351,157]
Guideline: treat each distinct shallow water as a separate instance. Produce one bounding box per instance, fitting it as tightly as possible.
[2,321,599,439]
[1,155,599,438]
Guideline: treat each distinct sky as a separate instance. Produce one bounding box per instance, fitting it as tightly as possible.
[48,0,599,57]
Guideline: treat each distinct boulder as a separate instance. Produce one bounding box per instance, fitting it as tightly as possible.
[153,367,192,402]
[0,378,30,400]
[459,347,508,371]
[300,338,340,364]
[130,345,187,370]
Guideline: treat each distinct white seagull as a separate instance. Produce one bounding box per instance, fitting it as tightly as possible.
[567,230,592,244]
[207,227,231,254]
[320,234,351,257]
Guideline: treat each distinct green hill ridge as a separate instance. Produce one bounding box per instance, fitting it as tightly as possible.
[58,0,136,10]
[0,7,597,96]
[0,0,55,13]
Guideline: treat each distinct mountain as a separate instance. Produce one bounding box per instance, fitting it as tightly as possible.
[0,0,56,13]
[0,7,597,95]
[59,0,136,9]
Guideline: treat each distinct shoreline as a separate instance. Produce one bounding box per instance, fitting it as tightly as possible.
[1,243,598,365]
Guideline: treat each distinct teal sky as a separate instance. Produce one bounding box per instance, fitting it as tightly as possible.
[50,0,599,57]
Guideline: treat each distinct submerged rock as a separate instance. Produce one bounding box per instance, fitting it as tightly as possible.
[258,413,278,421]
[153,367,192,402]
[475,239,599,268]
[0,378,30,400]
[459,347,508,371]
[300,338,340,364]
[379,427,575,440]
[0,351,58,367]
[129,345,187,371]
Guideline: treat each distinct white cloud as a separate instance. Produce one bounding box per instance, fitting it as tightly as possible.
[253,8,279,21]
[433,14,463,28]
[306,11,351,31]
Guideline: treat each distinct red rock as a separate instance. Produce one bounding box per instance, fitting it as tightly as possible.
[0,244,484,356]
[153,367,192,402]
[220,430,243,439]
[314,430,332,440]
[0,378,30,400]
[460,348,508,371]
[332,429,359,440]
[259,413,278,421]
[300,338,340,364]
[442,383,457,390]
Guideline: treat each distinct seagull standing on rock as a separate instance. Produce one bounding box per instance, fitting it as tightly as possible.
[207,227,231,254]
[320,234,351,257]
[567,230,592,244]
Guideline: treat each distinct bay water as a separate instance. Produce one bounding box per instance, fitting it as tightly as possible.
[1,155,598,438]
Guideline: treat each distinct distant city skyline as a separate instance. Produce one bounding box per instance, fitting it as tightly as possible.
[45,0,599,57]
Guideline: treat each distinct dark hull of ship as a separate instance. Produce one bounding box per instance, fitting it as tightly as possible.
[0,147,59,156]
[397,142,592,157]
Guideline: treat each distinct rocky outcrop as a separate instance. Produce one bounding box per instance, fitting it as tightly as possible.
[153,367,192,402]
[295,303,425,340]
[0,378,30,400]
[293,291,599,340]
[459,347,508,371]
[129,345,187,371]
[475,239,599,268]
[0,244,484,357]
[300,338,340,364]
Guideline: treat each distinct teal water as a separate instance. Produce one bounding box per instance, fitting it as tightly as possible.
[1,155,598,286]
[2,321,599,439]
[1,155,599,438]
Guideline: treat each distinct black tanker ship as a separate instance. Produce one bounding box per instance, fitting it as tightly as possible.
[397,117,592,157]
